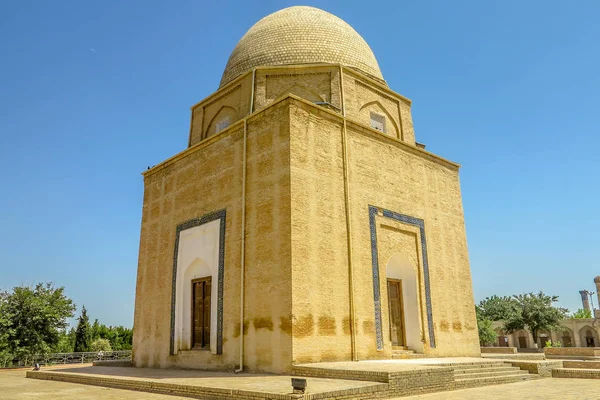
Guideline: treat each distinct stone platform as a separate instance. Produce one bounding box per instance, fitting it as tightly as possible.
[27,365,386,400]
[26,358,542,400]
[482,353,546,360]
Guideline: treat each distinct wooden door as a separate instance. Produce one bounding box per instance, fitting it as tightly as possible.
[518,336,527,348]
[387,279,405,347]
[192,278,211,348]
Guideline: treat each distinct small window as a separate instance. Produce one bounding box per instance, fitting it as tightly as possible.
[215,117,230,133]
[370,112,386,133]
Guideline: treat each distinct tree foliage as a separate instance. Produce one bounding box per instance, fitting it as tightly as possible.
[53,328,76,353]
[74,306,91,352]
[476,295,517,321]
[90,338,112,352]
[503,292,569,345]
[0,283,75,362]
[572,308,593,319]
[476,317,497,346]
[90,319,133,351]
[0,282,133,366]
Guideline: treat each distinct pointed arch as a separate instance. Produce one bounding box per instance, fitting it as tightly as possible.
[385,252,423,353]
[359,100,400,138]
[559,326,574,347]
[515,330,529,348]
[579,325,599,347]
[205,105,237,138]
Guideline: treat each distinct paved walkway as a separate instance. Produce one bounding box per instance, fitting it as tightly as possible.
[395,378,600,400]
[1,367,191,400]
[4,363,600,400]
[26,364,380,395]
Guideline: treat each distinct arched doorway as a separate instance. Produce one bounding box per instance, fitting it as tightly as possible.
[385,253,423,352]
[561,328,574,347]
[580,326,599,347]
[516,330,529,348]
[538,330,552,348]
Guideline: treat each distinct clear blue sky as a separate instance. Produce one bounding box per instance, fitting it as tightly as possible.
[1,0,598,327]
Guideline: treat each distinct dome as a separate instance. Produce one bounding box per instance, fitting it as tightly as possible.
[594,276,600,284]
[220,6,384,87]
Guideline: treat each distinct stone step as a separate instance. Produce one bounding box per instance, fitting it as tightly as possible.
[455,369,530,379]
[454,373,538,389]
[552,367,600,379]
[451,362,509,370]
[453,366,524,375]
[391,350,427,359]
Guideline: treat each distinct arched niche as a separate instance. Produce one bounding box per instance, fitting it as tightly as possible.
[538,330,552,347]
[515,330,529,348]
[359,100,399,138]
[205,105,237,138]
[385,253,423,353]
[560,327,574,347]
[580,325,599,347]
[173,218,222,354]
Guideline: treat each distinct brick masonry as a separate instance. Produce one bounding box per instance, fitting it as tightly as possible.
[508,361,563,378]
[552,368,600,379]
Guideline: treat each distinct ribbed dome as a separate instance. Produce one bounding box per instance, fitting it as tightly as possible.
[219,6,384,87]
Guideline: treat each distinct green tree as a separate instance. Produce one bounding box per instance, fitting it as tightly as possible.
[476,295,517,321]
[90,338,112,352]
[53,327,76,353]
[572,308,593,319]
[477,317,497,346]
[86,318,133,351]
[74,306,91,352]
[503,292,569,347]
[0,283,75,363]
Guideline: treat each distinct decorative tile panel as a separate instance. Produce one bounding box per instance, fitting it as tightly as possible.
[368,205,436,350]
[170,209,227,355]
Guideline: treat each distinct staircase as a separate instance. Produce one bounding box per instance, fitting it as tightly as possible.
[391,347,426,359]
[452,362,539,389]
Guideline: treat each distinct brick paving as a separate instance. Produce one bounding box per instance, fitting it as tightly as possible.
[0,367,190,400]
[5,362,600,400]
[395,378,600,400]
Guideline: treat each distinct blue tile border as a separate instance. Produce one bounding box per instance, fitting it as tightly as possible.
[170,209,226,355]
[368,205,435,350]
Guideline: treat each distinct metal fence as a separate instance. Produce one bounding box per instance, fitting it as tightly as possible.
[7,350,132,368]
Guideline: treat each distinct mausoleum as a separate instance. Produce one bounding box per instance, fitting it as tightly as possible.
[132,5,480,373]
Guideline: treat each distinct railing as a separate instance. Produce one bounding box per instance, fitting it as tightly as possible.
[7,350,132,367]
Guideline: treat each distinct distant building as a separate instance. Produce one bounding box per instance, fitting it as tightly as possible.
[491,276,600,349]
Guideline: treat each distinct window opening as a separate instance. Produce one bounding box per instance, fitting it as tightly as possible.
[370,112,386,133]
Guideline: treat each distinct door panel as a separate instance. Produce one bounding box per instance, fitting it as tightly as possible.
[387,279,405,346]
[192,278,211,349]
[203,280,211,346]
[193,282,203,347]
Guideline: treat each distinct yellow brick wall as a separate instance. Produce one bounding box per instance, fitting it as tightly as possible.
[253,66,341,112]
[134,100,293,373]
[289,102,352,364]
[137,91,478,373]
[345,119,479,358]
[188,65,414,148]
[287,97,479,362]
[342,69,415,145]
[188,74,252,146]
